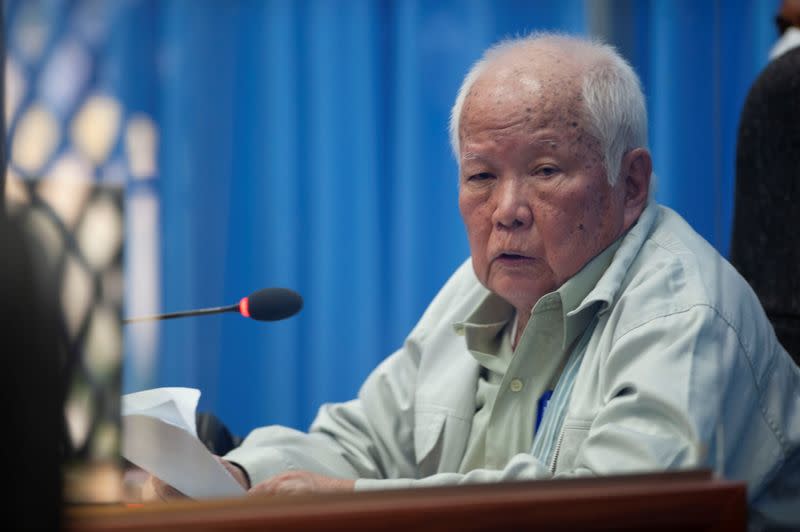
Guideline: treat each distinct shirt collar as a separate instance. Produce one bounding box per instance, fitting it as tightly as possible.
[770,27,800,61]
[452,292,514,356]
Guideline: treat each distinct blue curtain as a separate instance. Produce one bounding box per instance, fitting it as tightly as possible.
[138,0,589,436]
[627,0,779,254]
[95,0,776,436]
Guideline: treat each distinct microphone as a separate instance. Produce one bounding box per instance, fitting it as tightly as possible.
[124,288,303,324]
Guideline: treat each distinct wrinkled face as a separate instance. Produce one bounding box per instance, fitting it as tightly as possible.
[458,61,628,314]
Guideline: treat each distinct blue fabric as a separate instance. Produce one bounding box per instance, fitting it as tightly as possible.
[6,0,778,437]
[147,0,590,436]
[641,0,779,255]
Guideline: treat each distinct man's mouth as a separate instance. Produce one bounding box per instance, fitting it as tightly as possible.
[495,252,532,262]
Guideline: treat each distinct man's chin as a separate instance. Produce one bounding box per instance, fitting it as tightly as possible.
[489,277,555,311]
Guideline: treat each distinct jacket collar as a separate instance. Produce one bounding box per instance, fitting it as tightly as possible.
[570,200,658,318]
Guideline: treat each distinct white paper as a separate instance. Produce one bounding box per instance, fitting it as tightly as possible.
[122,387,200,435]
[122,387,245,499]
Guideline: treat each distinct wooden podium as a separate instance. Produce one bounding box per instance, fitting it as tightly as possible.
[66,470,746,531]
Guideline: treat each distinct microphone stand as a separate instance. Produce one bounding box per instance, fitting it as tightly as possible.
[123,304,238,324]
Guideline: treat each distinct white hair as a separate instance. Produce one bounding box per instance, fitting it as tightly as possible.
[449,33,649,187]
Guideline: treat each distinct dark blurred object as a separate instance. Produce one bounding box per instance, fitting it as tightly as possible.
[730,47,800,364]
[1,4,63,524]
[0,212,65,529]
[0,1,4,216]
[6,174,126,503]
[775,0,800,35]
[196,411,242,456]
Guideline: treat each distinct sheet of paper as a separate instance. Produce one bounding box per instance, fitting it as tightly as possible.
[122,387,200,435]
[122,388,245,499]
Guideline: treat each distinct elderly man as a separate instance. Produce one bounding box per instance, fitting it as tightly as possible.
[148,34,800,511]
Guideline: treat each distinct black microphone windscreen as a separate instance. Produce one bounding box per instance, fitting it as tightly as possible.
[246,288,303,321]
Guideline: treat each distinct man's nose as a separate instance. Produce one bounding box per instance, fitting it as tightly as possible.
[492,179,533,230]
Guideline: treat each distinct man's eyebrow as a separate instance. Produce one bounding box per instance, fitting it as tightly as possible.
[461,151,486,162]
[532,138,559,147]
[461,138,561,162]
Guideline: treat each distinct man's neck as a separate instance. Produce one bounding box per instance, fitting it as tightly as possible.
[513,311,530,350]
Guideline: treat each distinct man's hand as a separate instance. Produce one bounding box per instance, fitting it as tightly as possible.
[140,456,250,502]
[141,473,186,502]
[249,471,355,496]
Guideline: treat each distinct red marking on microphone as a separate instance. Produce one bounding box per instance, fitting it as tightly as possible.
[239,297,250,318]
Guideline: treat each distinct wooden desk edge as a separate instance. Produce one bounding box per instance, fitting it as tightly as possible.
[67,470,747,531]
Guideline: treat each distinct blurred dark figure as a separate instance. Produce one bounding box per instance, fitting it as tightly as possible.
[772,0,800,59]
[731,2,800,529]
[0,212,65,529]
[2,2,63,526]
[730,0,800,364]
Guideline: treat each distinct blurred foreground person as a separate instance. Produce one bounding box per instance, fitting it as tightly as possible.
[731,0,800,362]
[1,212,64,529]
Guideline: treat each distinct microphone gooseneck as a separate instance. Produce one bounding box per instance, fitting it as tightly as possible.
[123,304,238,324]
[123,288,303,324]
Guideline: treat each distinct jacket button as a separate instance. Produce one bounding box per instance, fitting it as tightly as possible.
[509,378,524,392]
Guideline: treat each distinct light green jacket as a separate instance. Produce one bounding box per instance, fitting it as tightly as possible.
[226,202,800,513]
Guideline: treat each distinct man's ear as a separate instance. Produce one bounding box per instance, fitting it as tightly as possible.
[620,148,652,230]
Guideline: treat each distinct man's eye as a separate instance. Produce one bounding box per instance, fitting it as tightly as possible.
[468,172,494,182]
[534,166,559,178]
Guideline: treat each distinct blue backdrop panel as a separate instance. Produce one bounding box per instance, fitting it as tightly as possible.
[148,0,595,436]
[643,0,777,255]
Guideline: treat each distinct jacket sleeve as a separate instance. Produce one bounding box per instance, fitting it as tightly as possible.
[225,259,480,486]
[224,338,423,484]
